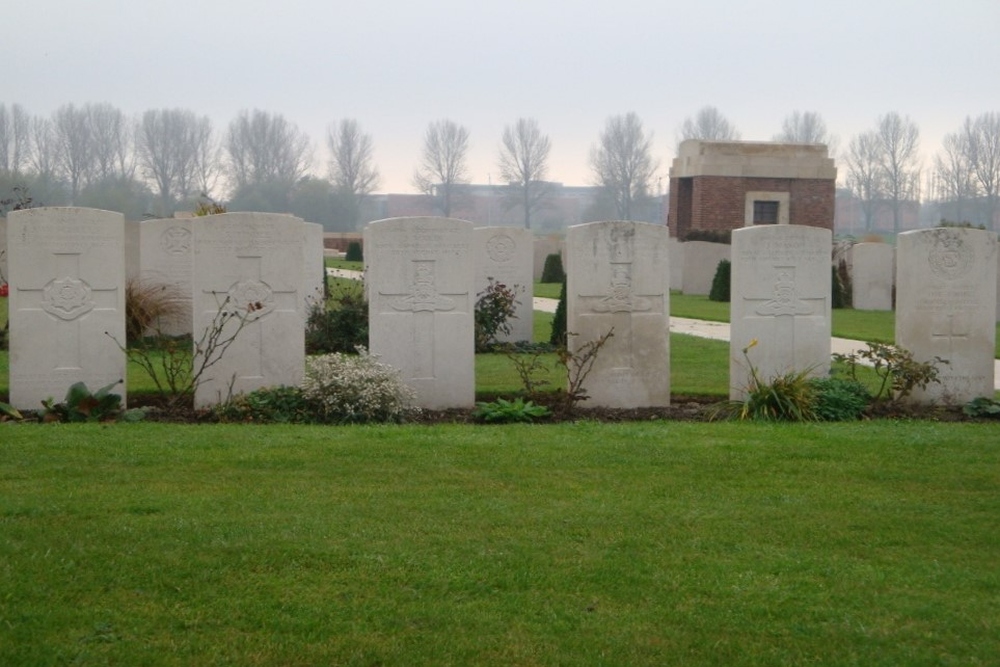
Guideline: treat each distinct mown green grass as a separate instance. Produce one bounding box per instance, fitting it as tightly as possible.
[534,281,562,299]
[669,292,1000,357]
[323,258,364,271]
[2,422,998,666]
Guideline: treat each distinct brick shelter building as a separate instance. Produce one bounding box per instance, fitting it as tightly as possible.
[667,140,836,239]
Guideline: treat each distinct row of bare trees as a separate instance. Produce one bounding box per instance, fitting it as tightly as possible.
[2,101,998,231]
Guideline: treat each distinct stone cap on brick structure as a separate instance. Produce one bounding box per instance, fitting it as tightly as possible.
[670,140,837,180]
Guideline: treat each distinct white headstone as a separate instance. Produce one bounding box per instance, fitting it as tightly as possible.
[0,216,7,286]
[730,225,831,400]
[302,222,325,317]
[896,228,997,404]
[850,242,894,311]
[366,217,474,409]
[681,241,730,295]
[191,212,305,408]
[8,207,127,410]
[136,217,194,336]
[567,221,670,408]
[475,226,533,344]
[668,236,684,290]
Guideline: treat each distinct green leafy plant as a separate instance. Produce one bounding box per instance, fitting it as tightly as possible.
[192,195,226,216]
[1,401,23,422]
[215,385,318,424]
[809,376,871,421]
[345,241,363,262]
[472,397,551,423]
[682,229,731,244]
[715,340,817,422]
[708,259,731,302]
[474,278,522,353]
[40,380,123,423]
[963,397,1000,418]
[305,279,369,355]
[300,347,419,424]
[540,253,565,283]
[834,342,946,402]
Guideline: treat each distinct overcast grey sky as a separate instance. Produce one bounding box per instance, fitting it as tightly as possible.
[5,0,999,193]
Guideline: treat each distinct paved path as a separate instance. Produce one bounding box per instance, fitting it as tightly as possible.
[335,270,1000,390]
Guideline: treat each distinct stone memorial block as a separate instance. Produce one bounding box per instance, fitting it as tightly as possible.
[896,228,997,404]
[366,217,474,409]
[8,207,127,410]
[192,212,305,408]
[136,217,194,336]
[302,222,325,316]
[730,225,831,400]
[475,226,533,344]
[668,236,684,290]
[567,221,670,408]
[1,216,9,286]
[850,242,893,310]
[125,220,141,282]
[682,241,730,295]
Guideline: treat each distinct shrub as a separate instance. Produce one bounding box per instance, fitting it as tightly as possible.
[125,278,188,344]
[472,397,551,424]
[832,259,852,309]
[305,279,368,355]
[809,376,871,421]
[214,385,318,423]
[301,348,419,424]
[548,279,567,346]
[715,340,817,422]
[345,241,363,262]
[540,253,565,283]
[963,397,1000,418]
[834,342,946,402]
[708,259,731,302]
[682,229,731,244]
[475,278,521,352]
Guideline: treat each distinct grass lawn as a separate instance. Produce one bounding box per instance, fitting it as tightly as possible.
[668,292,1000,358]
[2,422,998,665]
[324,258,364,271]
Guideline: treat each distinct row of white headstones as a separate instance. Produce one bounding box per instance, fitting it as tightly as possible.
[3,207,997,411]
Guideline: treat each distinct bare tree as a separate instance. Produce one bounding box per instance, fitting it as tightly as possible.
[51,103,94,201]
[188,115,220,201]
[934,131,978,224]
[328,119,380,230]
[774,110,838,154]
[845,131,884,231]
[27,115,56,178]
[678,106,741,148]
[226,109,312,190]
[497,117,551,229]
[962,112,1000,230]
[138,108,210,214]
[875,112,921,234]
[0,103,30,173]
[86,103,136,182]
[590,112,659,221]
[413,119,470,218]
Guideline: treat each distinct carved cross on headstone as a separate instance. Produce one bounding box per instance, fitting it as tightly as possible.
[930,312,971,359]
[378,260,469,379]
[201,253,298,380]
[741,266,826,354]
[577,262,662,369]
[17,252,118,371]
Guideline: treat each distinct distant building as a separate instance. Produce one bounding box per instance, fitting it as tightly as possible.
[667,140,836,239]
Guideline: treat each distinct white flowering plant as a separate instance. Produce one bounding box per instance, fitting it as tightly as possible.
[301,347,419,424]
